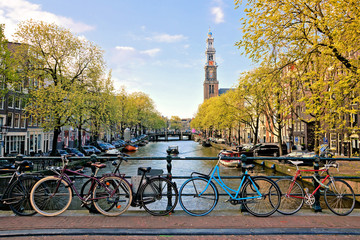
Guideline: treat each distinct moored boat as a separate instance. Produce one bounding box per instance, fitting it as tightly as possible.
[201,140,212,147]
[123,144,138,152]
[218,150,241,167]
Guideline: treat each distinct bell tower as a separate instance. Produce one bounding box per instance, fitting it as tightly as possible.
[203,29,219,101]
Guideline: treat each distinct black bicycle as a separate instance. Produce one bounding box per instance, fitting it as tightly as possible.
[0,160,40,216]
[80,155,178,216]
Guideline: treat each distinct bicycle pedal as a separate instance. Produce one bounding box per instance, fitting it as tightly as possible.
[224,198,231,203]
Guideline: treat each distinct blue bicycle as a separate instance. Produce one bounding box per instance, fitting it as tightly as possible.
[179,158,281,217]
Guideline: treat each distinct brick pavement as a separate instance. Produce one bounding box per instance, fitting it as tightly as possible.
[0,210,360,239]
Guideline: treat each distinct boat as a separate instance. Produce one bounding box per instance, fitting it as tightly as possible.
[123,144,138,152]
[218,150,241,167]
[167,145,179,155]
[202,140,212,147]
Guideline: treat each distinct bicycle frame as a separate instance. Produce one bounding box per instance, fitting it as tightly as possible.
[50,163,118,203]
[197,161,263,201]
[285,168,330,199]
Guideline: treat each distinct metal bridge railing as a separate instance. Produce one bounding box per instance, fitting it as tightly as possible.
[1,154,360,212]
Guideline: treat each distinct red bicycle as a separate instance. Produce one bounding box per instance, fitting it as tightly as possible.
[276,160,355,216]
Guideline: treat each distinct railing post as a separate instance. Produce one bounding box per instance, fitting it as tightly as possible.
[240,154,247,173]
[240,154,248,212]
[166,150,173,212]
[312,155,322,212]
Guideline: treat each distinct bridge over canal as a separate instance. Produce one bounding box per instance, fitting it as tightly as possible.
[148,131,193,141]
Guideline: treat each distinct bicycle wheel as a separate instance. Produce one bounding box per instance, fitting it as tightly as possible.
[30,176,72,217]
[80,178,99,213]
[7,176,39,216]
[276,179,304,215]
[241,176,281,217]
[93,176,132,216]
[324,179,355,216]
[140,177,178,216]
[179,177,218,216]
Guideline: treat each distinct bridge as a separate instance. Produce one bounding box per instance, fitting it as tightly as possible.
[148,131,193,141]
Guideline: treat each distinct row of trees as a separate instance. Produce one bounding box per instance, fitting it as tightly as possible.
[193,0,360,154]
[1,20,167,155]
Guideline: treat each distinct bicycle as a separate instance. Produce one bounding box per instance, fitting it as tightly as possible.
[0,160,39,216]
[80,155,178,216]
[178,157,281,217]
[30,156,133,216]
[276,160,355,216]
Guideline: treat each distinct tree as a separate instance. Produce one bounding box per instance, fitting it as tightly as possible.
[235,0,360,153]
[169,116,182,131]
[14,20,106,155]
[0,24,20,96]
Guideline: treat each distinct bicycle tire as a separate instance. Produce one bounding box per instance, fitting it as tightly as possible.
[324,179,355,216]
[80,178,99,213]
[30,176,72,217]
[276,179,304,215]
[7,175,39,216]
[93,176,132,216]
[179,177,218,216]
[140,177,178,216]
[241,176,281,217]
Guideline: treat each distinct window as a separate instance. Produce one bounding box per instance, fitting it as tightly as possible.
[7,113,13,127]
[15,96,20,109]
[21,98,26,109]
[8,95,14,108]
[330,133,337,150]
[14,113,20,128]
[20,115,26,128]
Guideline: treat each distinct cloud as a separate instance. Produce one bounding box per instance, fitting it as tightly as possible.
[115,46,160,57]
[140,48,161,57]
[211,7,225,23]
[115,46,136,52]
[0,0,95,40]
[146,33,188,43]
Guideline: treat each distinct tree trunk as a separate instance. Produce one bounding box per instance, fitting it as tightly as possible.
[78,124,82,150]
[253,116,260,144]
[50,126,61,156]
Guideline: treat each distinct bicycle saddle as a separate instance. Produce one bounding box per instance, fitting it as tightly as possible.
[138,167,151,173]
[91,162,106,169]
[288,160,304,166]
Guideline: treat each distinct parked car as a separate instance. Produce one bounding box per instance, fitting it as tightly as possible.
[97,143,109,152]
[81,146,95,156]
[112,140,126,148]
[64,148,85,157]
[56,149,75,157]
[253,143,288,157]
[85,145,101,154]
[235,143,255,157]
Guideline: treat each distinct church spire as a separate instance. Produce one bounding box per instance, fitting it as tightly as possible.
[203,29,219,101]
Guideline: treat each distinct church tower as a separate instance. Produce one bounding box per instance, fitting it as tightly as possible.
[203,29,219,101]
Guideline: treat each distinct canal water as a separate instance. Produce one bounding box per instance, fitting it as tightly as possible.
[102,139,277,179]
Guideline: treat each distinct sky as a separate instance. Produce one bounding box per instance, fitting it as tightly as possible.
[0,0,253,119]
